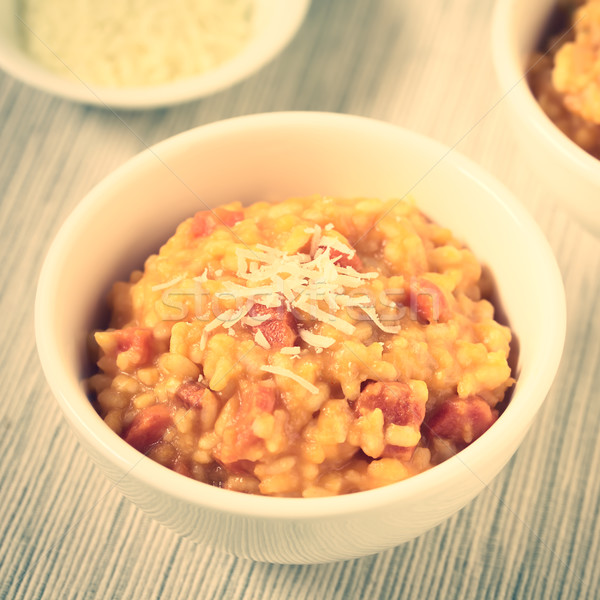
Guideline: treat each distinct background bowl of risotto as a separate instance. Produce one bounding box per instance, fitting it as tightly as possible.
[0,0,310,108]
[35,112,565,563]
[492,0,600,236]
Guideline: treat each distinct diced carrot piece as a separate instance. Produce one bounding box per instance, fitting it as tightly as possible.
[191,208,244,238]
[219,209,244,227]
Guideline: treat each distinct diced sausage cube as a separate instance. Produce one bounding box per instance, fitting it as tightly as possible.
[100,327,153,368]
[248,302,298,348]
[124,404,172,454]
[356,382,424,426]
[355,381,426,460]
[175,381,206,408]
[427,395,497,446]
[408,278,450,324]
[217,381,278,465]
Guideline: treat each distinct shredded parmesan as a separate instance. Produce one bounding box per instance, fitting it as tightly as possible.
[193,269,209,283]
[309,224,323,257]
[254,329,271,349]
[20,0,254,88]
[294,296,356,335]
[151,276,184,291]
[199,305,249,350]
[336,294,371,307]
[338,267,378,279]
[299,329,336,349]
[318,235,356,258]
[359,305,401,334]
[196,223,399,352]
[260,365,319,394]
[280,346,301,355]
[242,315,266,327]
[223,305,250,328]
[222,282,280,298]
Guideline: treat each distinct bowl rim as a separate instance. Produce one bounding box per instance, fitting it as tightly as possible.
[35,111,566,520]
[490,0,600,185]
[0,0,310,109]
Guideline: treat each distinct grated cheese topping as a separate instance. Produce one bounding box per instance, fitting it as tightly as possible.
[199,305,249,350]
[254,329,271,349]
[280,346,301,355]
[358,306,401,335]
[20,0,254,88]
[260,365,319,394]
[299,329,336,349]
[228,227,383,339]
[307,224,323,257]
[193,269,209,284]
[317,235,357,259]
[188,222,403,392]
[151,276,184,291]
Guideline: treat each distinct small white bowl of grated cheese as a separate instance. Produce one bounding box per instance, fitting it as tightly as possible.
[0,0,310,108]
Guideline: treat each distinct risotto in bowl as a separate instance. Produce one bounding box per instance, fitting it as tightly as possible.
[89,195,514,497]
[492,0,600,236]
[35,112,565,563]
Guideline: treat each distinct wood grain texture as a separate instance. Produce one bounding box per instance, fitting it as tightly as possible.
[1,0,598,598]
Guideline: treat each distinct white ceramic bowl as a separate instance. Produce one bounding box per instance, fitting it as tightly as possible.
[492,0,600,236]
[0,0,309,109]
[35,112,566,563]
